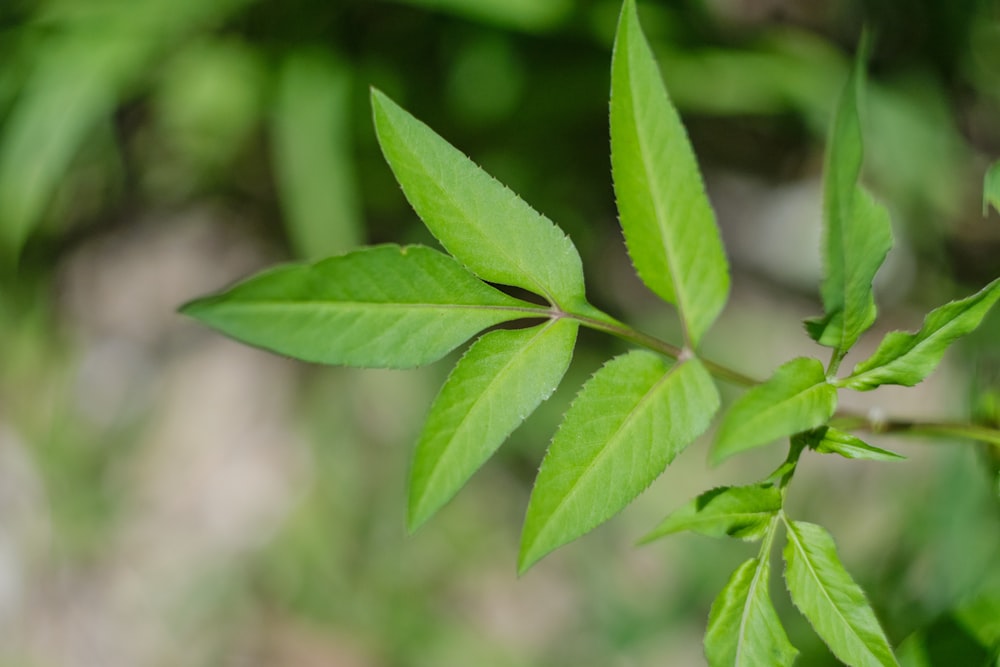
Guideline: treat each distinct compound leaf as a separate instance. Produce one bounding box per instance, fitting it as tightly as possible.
[408,318,578,530]
[814,428,904,462]
[181,244,544,368]
[518,351,718,572]
[711,357,837,464]
[610,0,729,348]
[641,484,782,543]
[784,520,899,667]
[846,278,1000,391]
[371,89,586,309]
[807,50,892,354]
[705,555,798,667]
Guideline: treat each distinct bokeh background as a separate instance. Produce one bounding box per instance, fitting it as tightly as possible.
[1,0,999,665]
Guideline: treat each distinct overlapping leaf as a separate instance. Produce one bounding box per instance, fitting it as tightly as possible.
[610,0,729,347]
[181,244,544,368]
[806,50,892,355]
[846,278,1000,390]
[408,319,578,530]
[705,554,798,667]
[711,358,837,464]
[814,428,904,462]
[642,484,782,543]
[784,520,899,667]
[371,89,586,309]
[518,351,719,572]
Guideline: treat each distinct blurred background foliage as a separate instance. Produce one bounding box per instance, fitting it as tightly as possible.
[0,0,998,665]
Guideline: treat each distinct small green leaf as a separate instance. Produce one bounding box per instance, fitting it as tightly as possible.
[273,51,361,259]
[610,0,729,348]
[641,484,782,543]
[711,358,837,464]
[371,89,586,309]
[518,352,719,572]
[846,278,1000,391]
[783,519,900,667]
[181,244,544,368]
[705,555,799,667]
[814,428,904,461]
[984,161,1000,216]
[408,319,578,530]
[808,49,893,355]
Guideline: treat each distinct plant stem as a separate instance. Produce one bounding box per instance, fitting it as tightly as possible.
[832,412,1000,447]
[561,304,1000,449]
[561,304,758,387]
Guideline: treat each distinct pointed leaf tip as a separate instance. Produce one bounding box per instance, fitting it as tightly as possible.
[847,278,1000,390]
[407,319,578,531]
[783,520,899,666]
[371,88,586,309]
[812,52,892,355]
[610,0,729,347]
[183,244,541,368]
[518,353,719,572]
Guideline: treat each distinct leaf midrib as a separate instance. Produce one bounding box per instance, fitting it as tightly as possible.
[419,320,565,507]
[786,521,882,664]
[735,557,768,666]
[203,300,549,315]
[387,112,567,308]
[722,377,831,449]
[623,33,692,344]
[533,358,682,550]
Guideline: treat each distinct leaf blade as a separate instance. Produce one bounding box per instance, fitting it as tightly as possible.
[814,428,904,462]
[610,0,729,347]
[783,520,899,667]
[711,357,837,464]
[181,244,543,368]
[642,484,782,543]
[518,352,719,572]
[371,89,586,308]
[408,319,578,530]
[846,278,1000,390]
[705,555,798,667]
[809,52,893,354]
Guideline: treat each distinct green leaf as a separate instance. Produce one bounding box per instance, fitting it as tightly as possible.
[846,278,1000,390]
[984,161,1000,216]
[610,0,729,348]
[371,89,586,309]
[273,51,361,259]
[181,244,544,368]
[807,49,893,355]
[711,358,837,464]
[518,352,719,572]
[705,555,799,667]
[783,519,900,667]
[408,319,578,530]
[814,428,904,461]
[641,484,782,543]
